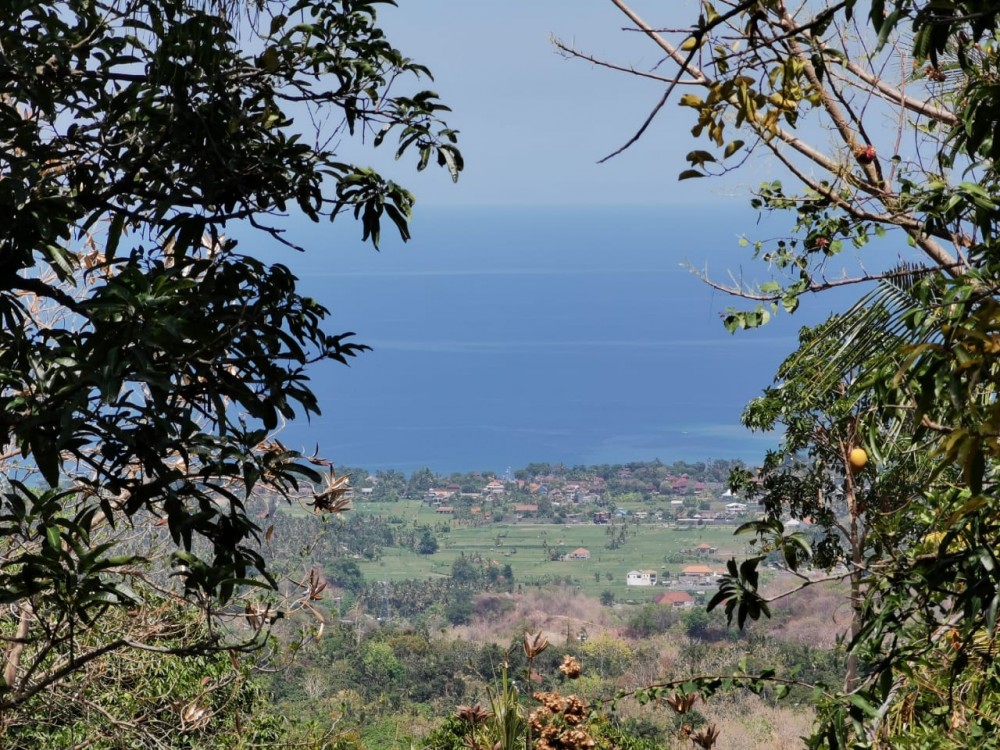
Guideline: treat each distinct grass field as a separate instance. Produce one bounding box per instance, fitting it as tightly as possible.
[350,500,756,600]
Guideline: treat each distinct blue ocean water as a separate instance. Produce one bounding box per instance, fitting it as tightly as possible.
[248,205,855,474]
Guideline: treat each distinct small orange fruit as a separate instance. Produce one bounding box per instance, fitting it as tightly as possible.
[848,448,868,471]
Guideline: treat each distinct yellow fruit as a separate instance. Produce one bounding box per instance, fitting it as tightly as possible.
[848,448,868,471]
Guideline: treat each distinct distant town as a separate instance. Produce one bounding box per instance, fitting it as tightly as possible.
[305,458,820,598]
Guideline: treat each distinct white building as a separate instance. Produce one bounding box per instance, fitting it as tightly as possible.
[626,570,658,586]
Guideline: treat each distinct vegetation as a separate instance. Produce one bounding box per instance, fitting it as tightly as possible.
[1,0,459,742]
[237,462,841,748]
[2,592,296,749]
[16,0,1000,746]
[557,0,1000,746]
[263,590,836,749]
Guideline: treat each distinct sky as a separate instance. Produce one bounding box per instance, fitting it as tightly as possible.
[246,2,867,471]
[365,1,730,208]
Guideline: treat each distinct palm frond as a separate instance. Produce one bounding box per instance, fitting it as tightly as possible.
[785,263,940,403]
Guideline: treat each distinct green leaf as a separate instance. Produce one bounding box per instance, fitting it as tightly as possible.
[848,693,877,717]
[260,46,280,72]
[46,526,62,551]
[686,150,717,166]
[724,140,745,158]
[269,13,287,36]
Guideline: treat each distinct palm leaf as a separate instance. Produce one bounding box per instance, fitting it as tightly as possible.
[783,263,938,403]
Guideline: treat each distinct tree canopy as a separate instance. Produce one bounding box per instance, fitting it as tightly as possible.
[0,0,460,726]
[561,1,1000,746]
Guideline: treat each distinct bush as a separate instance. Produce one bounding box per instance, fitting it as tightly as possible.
[626,604,678,637]
[418,529,440,555]
[445,591,474,625]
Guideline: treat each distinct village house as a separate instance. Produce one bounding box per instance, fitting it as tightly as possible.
[679,564,717,583]
[655,591,695,609]
[566,548,591,560]
[484,480,506,495]
[694,543,717,555]
[626,570,658,586]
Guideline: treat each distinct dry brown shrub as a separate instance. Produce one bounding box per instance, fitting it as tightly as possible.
[445,588,821,750]
[449,588,619,645]
[697,693,814,750]
[760,579,849,649]
[604,689,811,750]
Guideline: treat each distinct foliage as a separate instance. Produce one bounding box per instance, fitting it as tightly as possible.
[349,554,511,622]
[269,621,474,722]
[327,558,365,594]
[418,527,441,555]
[625,603,679,638]
[445,590,474,626]
[0,0,459,729]
[0,589,299,749]
[561,0,1000,745]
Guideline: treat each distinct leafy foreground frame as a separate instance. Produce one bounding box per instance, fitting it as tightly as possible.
[0,0,461,731]
[556,0,1000,747]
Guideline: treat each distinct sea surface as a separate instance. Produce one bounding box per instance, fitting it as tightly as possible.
[244,204,861,474]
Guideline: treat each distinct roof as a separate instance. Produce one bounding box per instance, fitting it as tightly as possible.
[656,591,694,605]
[571,547,590,556]
[681,565,714,575]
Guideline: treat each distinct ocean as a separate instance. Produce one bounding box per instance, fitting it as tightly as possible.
[246,204,858,474]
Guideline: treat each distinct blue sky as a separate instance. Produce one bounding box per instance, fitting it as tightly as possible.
[370,1,725,208]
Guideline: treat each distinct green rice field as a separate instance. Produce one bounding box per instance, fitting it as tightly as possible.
[348,500,757,600]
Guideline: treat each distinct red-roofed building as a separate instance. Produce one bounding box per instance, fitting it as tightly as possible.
[656,591,695,609]
[680,564,715,579]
